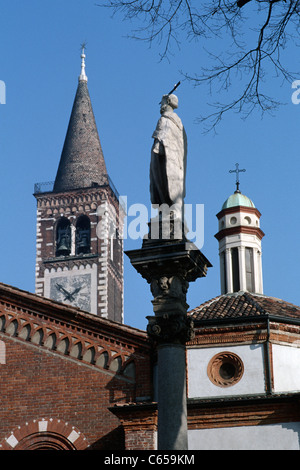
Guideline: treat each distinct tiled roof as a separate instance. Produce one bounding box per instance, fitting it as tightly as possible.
[189,292,300,323]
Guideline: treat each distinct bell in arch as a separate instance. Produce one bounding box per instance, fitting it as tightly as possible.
[76,215,91,255]
[56,218,71,256]
[76,230,90,254]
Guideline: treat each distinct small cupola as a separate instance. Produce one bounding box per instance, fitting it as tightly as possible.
[215,164,264,295]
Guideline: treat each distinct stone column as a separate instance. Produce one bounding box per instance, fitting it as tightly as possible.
[225,248,233,293]
[126,217,211,450]
[157,343,187,449]
[238,246,246,291]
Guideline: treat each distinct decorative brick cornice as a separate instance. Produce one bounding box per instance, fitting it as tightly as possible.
[35,186,110,209]
[187,321,300,348]
[42,255,98,271]
[270,322,300,346]
[188,323,268,347]
[111,394,300,436]
[187,394,300,429]
[0,282,150,380]
[110,393,300,436]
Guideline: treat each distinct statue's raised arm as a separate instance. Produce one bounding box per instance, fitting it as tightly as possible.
[150,93,187,223]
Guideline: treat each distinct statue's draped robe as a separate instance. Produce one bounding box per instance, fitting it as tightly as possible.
[150,111,187,215]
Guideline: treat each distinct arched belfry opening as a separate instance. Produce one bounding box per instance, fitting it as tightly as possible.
[56,217,71,257]
[76,215,91,255]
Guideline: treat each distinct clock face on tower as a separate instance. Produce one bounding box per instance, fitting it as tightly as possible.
[50,273,92,312]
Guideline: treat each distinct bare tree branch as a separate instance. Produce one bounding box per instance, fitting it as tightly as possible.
[100,0,300,130]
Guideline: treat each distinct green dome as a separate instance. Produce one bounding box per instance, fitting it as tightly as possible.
[222,191,255,210]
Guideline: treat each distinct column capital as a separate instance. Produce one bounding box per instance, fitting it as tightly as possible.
[147,313,195,344]
[126,217,212,344]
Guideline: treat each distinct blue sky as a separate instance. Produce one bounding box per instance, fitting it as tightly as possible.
[0,1,299,330]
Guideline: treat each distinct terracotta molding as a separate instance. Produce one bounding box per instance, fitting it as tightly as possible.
[215,225,265,241]
[216,206,262,220]
[188,324,268,347]
[0,283,149,351]
[187,399,300,429]
[188,322,300,348]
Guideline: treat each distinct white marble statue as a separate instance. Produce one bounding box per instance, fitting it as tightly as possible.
[150,94,187,222]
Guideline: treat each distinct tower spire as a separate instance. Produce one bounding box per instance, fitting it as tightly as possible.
[79,43,88,82]
[53,46,107,193]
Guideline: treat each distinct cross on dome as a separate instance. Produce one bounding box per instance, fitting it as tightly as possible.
[229,163,246,193]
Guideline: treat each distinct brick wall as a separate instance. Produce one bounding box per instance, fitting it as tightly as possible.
[112,406,157,451]
[0,285,152,450]
[0,335,132,449]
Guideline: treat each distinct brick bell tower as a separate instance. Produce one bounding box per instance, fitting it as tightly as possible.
[34,47,124,322]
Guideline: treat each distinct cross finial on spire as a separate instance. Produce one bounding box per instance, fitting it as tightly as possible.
[229,163,246,193]
[79,42,88,82]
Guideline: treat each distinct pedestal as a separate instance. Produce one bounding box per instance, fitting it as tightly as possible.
[125,216,212,450]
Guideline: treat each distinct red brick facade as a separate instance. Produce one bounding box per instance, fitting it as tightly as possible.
[1,283,299,450]
[0,283,152,450]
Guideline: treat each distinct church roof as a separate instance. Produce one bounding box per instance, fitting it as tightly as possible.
[222,191,255,210]
[189,292,300,323]
[0,281,147,347]
[53,52,107,193]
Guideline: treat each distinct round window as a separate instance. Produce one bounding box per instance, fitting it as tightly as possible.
[207,352,244,388]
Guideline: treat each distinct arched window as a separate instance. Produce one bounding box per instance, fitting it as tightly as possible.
[56,217,71,256]
[15,432,77,450]
[231,247,240,292]
[245,247,254,292]
[76,215,91,255]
